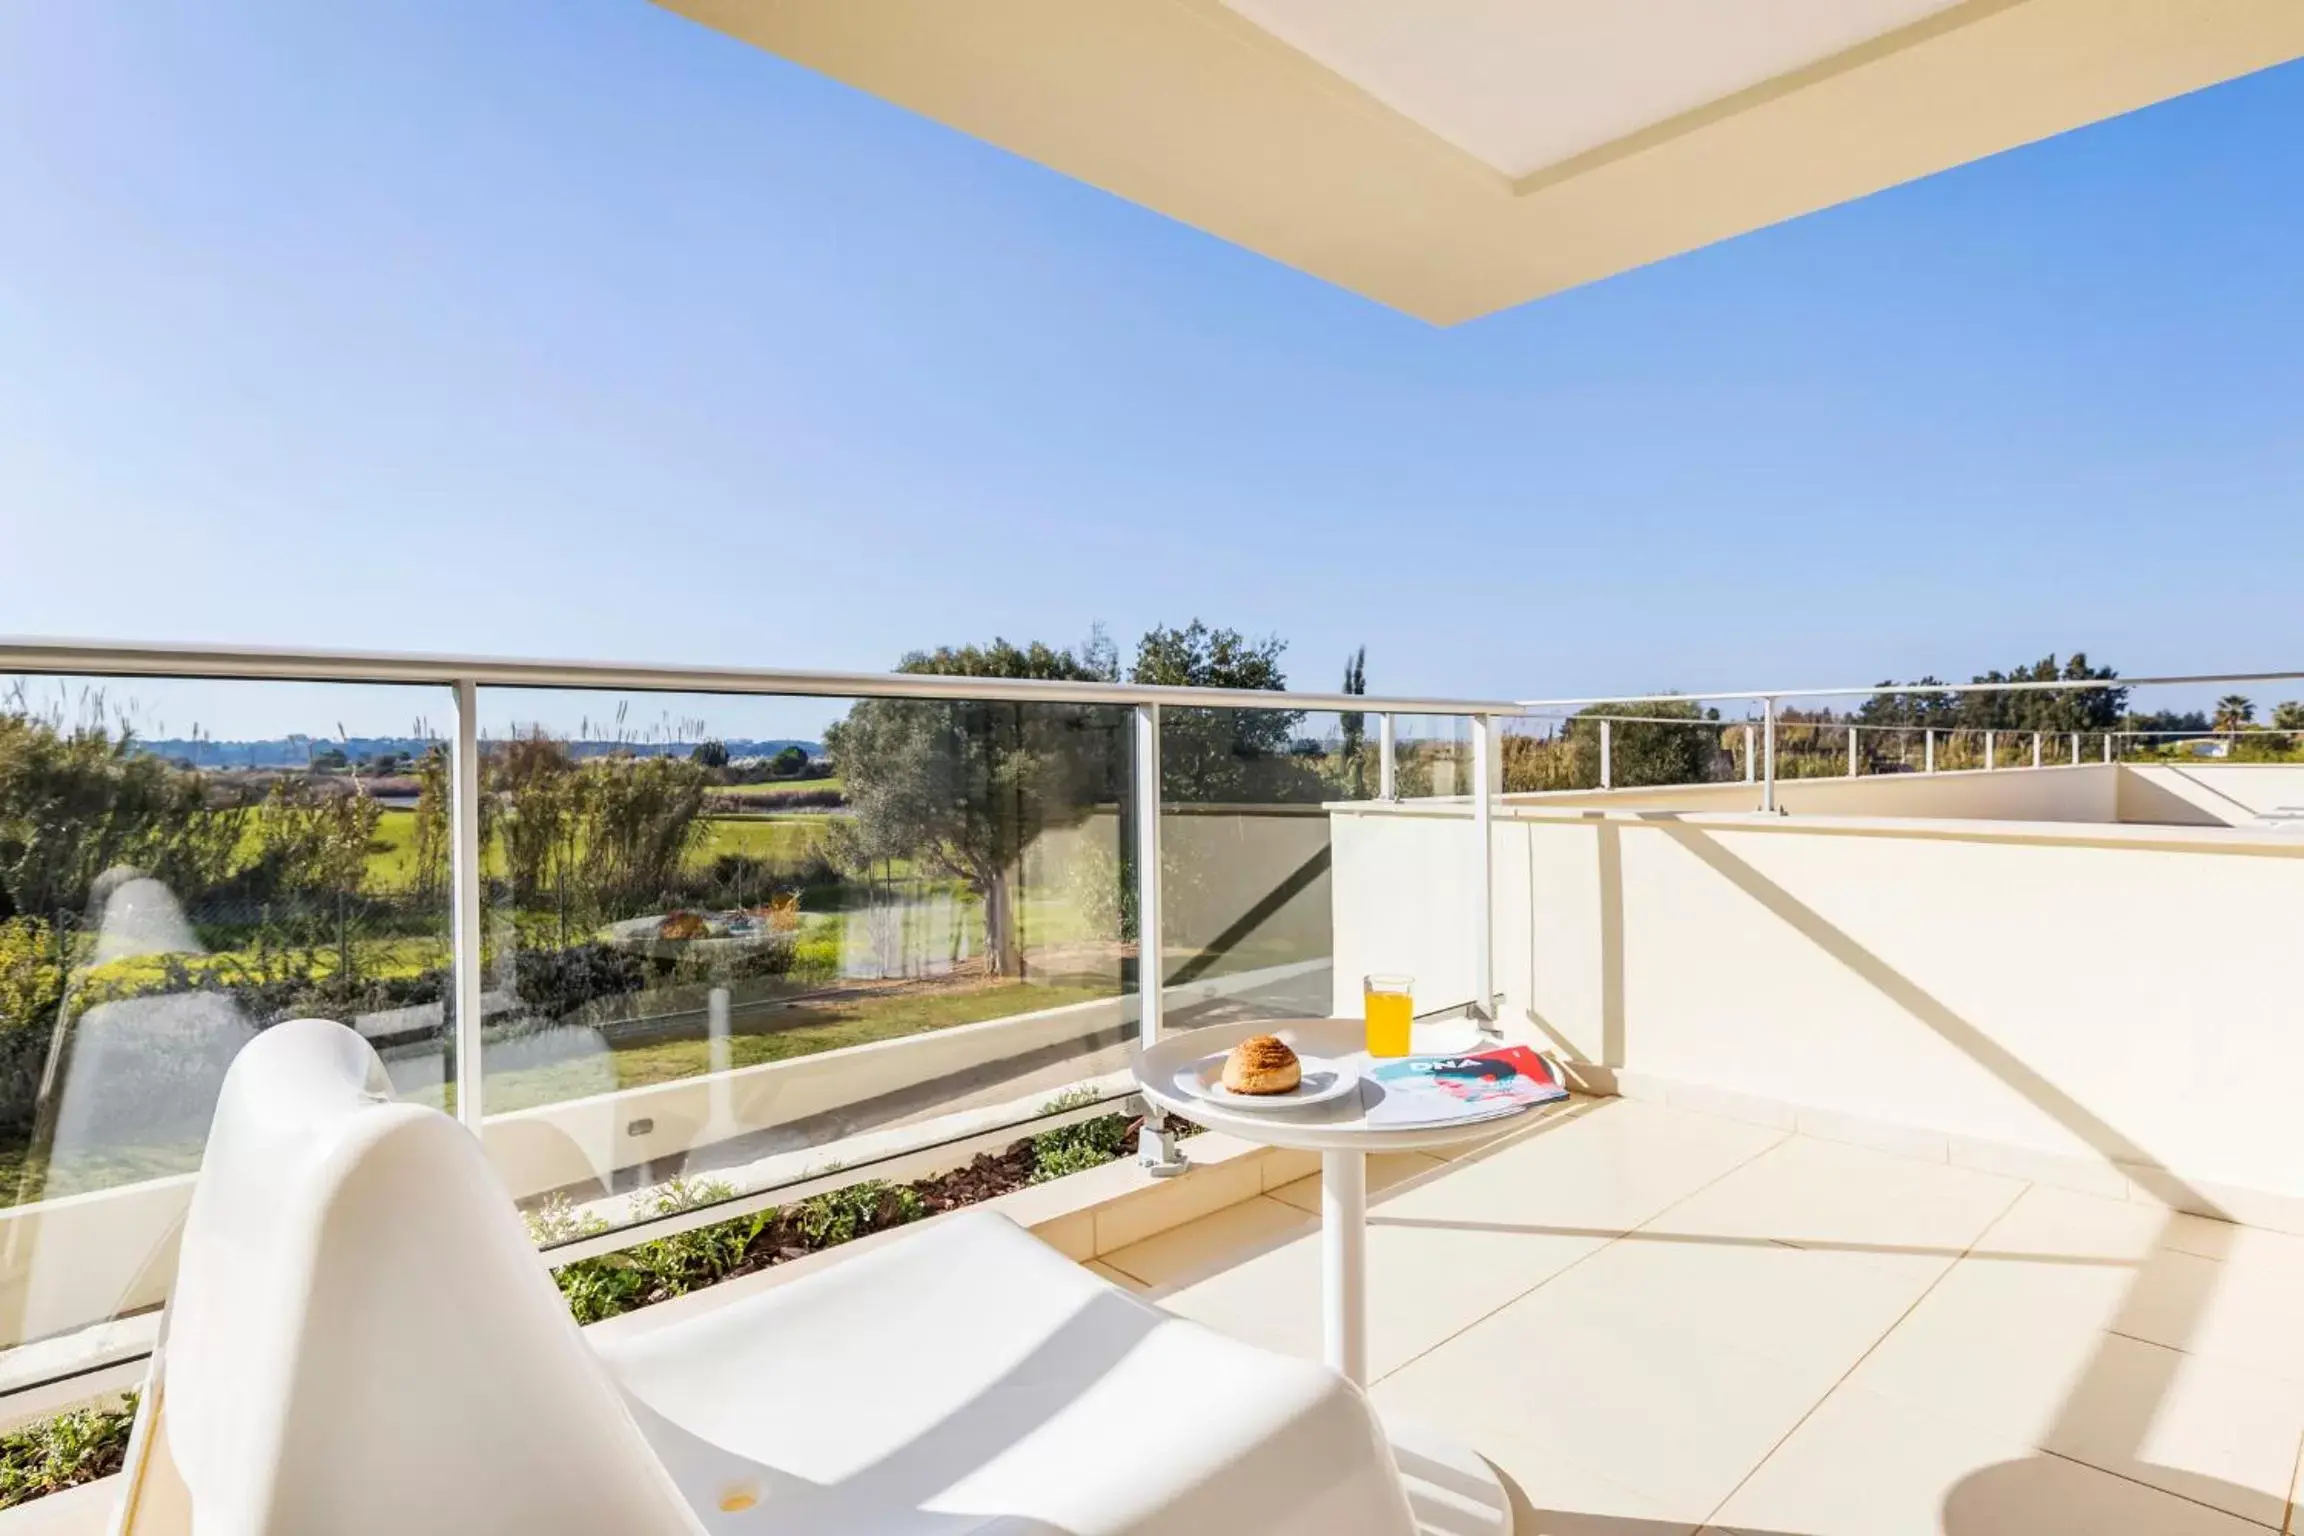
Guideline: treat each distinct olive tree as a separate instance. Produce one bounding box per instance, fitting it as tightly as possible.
[825,642,1121,979]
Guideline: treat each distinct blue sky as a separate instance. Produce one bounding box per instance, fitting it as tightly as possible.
[3,3,2301,740]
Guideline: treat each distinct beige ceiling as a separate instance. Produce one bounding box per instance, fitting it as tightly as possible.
[658,0,2304,325]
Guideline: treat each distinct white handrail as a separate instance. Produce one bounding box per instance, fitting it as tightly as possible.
[1519,669,2304,709]
[0,636,1512,717]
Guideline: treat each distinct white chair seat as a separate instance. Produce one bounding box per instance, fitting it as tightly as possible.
[596,1208,1414,1535]
[118,1020,1421,1536]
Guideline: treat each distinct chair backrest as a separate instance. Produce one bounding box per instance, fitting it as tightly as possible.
[145,1018,700,1536]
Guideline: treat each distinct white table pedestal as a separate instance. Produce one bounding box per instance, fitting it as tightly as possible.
[1323,1148,1514,1536]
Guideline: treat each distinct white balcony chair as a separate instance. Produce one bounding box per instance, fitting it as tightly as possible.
[113,1019,1420,1536]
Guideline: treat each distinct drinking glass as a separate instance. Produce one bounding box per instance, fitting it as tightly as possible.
[1363,974,1414,1058]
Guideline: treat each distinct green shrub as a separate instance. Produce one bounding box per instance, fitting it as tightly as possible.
[790,1180,925,1247]
[1028,1114,1132,1183]
[0,917,64,1134]
[628,1178,763,1296]
[537,1107,1147,1329]
[0,1394,136,1510]
[555,1258,650,1325]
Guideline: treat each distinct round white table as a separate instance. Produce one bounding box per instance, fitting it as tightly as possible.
[1135,1016,1547,1536]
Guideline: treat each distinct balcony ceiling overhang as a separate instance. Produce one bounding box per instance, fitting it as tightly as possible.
[659,0,2304,325]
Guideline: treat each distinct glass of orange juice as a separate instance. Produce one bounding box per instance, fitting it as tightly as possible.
[1363,973,1414,1058]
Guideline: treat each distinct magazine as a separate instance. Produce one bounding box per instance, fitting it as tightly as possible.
[1362,1045,1568,1130]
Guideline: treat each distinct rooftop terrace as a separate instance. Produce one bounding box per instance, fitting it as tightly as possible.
[1,642,2301,1535]
[1100,1095,2304,1535]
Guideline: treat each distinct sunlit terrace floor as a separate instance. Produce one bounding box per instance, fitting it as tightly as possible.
[1090,1095,2304,1536]
[24,1093,2304,1535]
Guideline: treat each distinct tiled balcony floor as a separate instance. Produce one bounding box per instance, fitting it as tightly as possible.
[1093,1096,2304,1535]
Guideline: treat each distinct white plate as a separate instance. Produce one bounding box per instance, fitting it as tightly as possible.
[1173,1051,1362,1112]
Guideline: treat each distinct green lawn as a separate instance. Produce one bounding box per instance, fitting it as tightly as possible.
[362,808,838,892]
[369,806,423,888]
[693,815,836,864]
[717,778,844,801]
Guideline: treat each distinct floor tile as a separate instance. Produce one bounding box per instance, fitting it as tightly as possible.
[1847,1231,2304,1527]
[1160,1211,1609,1377]
[1268,1151,1446,1213]
[2042,1330,2304,1529]
[1093,1194,1310,1288]
[1712,1383,2269,1536]
[1840,1252,2125,1428]
[1382,1096,1788,1242]
[1645,1131,2025,1280]
[2161,1210,2264,1263]
[2115,1240,2304,1384]
[1974,1183,2171,1264]
[1374,1275,1841,1515]
[1526,1225,1936,1401]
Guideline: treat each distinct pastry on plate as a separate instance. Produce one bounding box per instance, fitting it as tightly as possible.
[1222,1034,1301,1096]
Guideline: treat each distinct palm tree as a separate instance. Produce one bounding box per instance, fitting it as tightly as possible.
[2213,695,2255,735]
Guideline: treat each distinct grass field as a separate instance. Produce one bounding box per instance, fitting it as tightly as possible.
[362,808,840,891]
[693,815,835,864]
[716,778,844,801]
[368,806,423,888]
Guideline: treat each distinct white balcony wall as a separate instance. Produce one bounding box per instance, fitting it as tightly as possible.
[1520,760,2121,821]
[2118,763,2304,826]
[1333,789,2304,1217]
[1520,760,2304,830]
[1328,803,1480,1017]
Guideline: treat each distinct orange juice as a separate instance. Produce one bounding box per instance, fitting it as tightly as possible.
[1364,974,1413,1057]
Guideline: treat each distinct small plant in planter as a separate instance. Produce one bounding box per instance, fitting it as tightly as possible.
[0,1394,137,1510]
[531,1105,1169,1329]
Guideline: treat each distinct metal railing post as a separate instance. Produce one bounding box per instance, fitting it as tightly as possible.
[1472,713,1494,1023]
[2032,732,2043,769]
[2104,733,2114,764]
[1133,703,1182,1174]
[1925,728,1936,774]
[1378,712,1397,801]
[1598,718,1613,791]
[1761,697,1778,813]
[1847,724,1858,778]
[2070,731,2080,766]
[1984,729,1996,771]
[449,679,485,1130]
[1743,723,1755,784]
[706,986,733,1140]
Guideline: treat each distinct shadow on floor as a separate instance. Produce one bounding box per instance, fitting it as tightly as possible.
[1497,1453,2269,1535]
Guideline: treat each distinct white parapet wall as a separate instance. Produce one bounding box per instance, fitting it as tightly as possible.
[2116,763,2304,826]
[1333,779,2304,1221]
[1517,760,2122,822]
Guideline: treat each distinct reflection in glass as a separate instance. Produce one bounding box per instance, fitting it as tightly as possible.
[0,677,452,1382]
[1151,708,1379,1036]
[473,690,1137,1242]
